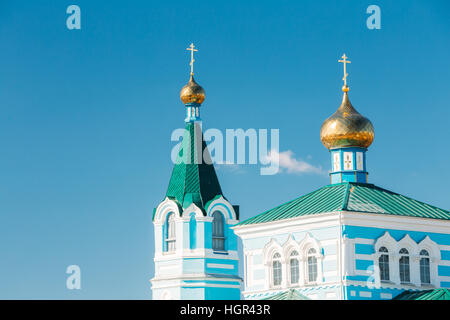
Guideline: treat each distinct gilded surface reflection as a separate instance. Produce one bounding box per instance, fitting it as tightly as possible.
[180,75,205,105]
[320,92,374,149]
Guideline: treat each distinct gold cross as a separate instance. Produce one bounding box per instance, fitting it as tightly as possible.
[186,43,198,76]
[338,54,351,89]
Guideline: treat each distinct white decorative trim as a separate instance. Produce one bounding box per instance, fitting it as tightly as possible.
[372,232,441,288]
[380,293,392,299]
[151,273,242,287]
[439,245,450,251]
[340,211,450,235]
[154,248,239,261]
[182,283,241,289]
[181,203,204,219]
[355,254,373,260]
[260,233,325,290]
[154,198,182,225]
[207,263,235,270]
[206,196,237,221]
[359,291,372,298]
[353,238,375,245]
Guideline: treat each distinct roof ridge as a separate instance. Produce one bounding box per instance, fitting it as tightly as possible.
[192,124,203,207]
[341,183,352,211]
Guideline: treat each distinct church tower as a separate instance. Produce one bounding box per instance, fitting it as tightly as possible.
[151,44,242,300]
[320,54,375,184]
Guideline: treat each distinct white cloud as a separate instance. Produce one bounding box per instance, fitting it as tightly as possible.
[264,149,325,175]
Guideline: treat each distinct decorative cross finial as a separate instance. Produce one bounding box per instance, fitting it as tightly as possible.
[186,43,198,76]
[338,53,351,91]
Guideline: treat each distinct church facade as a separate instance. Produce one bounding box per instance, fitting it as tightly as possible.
[151,48,450,300]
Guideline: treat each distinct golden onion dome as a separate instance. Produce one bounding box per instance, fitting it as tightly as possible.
[320,91,374,149]
[180,74,205,105]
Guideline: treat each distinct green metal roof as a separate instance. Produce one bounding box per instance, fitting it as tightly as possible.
[238,182,450,226]
[262,289,310,300]
[393,289,450,300]
[163,122,223,212]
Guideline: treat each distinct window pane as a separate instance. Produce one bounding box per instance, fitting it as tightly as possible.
[212,212,224,237]
[308,256,317,282]
[290,259,299,284]
[420,257,431,284]
[273,261,282,286]
[399,256,410,283]
[212,212,225,251]
[379,254,390,281]
[166,213,176,252]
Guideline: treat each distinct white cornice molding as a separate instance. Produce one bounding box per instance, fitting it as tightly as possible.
[151,273,243,284]
[340,211,450,234]
[233,210,450,240]
[154,248,239,261]
[233,212,340,239]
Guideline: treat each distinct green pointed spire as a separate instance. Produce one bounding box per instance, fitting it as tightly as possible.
[165,122,223,210]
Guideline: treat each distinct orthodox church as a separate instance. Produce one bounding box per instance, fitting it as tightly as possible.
[151,46,450,300]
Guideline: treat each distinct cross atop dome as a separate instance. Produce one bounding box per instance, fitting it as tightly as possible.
[186,43,198,76]
[338,53,351,92]
[180,43,205,119]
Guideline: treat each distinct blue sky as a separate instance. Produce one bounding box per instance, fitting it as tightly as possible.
[0,0,449,299]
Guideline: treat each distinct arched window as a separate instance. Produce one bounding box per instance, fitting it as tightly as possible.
[307,248,318,283]
[399,248,410,283]
[378,247,390,281]
[272,253,282,286]
[289,251,299,285]
[166,213,176,252]
[420,250,431,285]
[212,211,225,251]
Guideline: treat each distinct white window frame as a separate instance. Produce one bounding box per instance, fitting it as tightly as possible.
[306,248,319,284]
[378,246,390,282]
[356,152,364,171]
[289,251,300,286]
[166,213,176,253]
[343,152,353,171]
[333,152,341,172]
[419,250,431,285]
[212,211,226,252]
[271,252,283,288]
[374,232,441,288]
[399,248,411,284]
